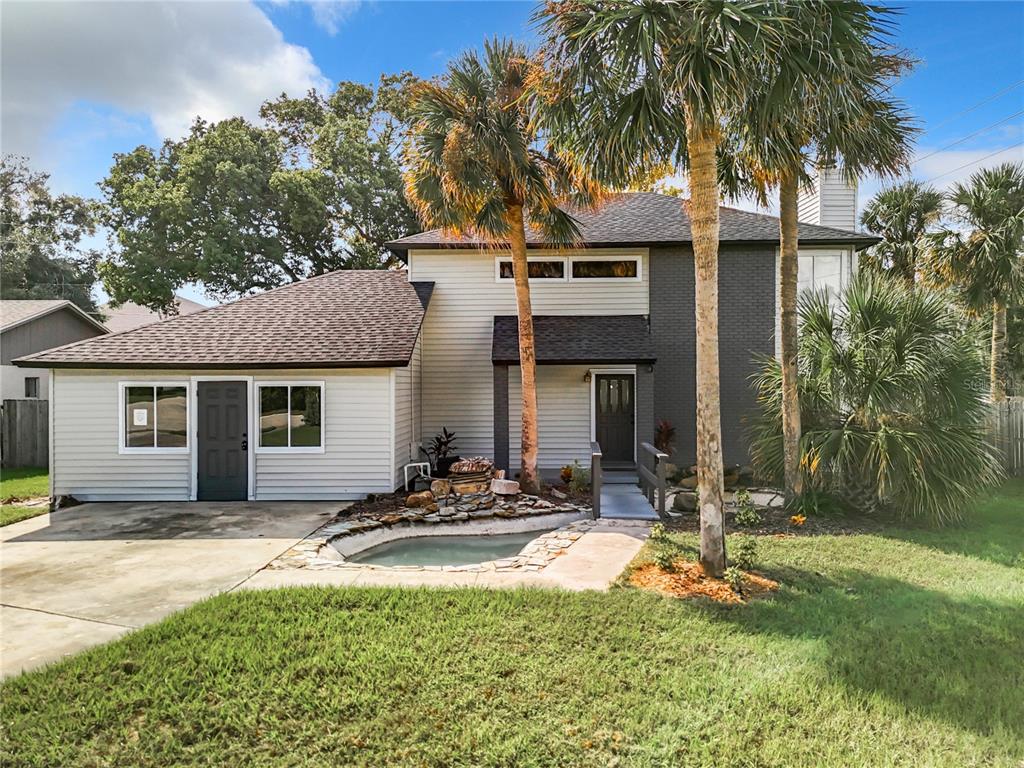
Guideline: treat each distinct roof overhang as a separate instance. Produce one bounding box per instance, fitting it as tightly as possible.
[492,315,657,365]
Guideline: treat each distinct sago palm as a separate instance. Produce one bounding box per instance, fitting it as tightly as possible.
[750,273,1000,525]
[859,180,944,285]
[722,0,915,504]
[925,162,1024,401]
[536,0,791,576]
[403,39,604,493]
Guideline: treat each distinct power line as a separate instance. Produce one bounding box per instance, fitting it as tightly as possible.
[923,143,1024,184]
[924,79,1024,135]
[914,109,1024,165]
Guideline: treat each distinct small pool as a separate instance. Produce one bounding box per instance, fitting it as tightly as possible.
[344,530,545,567]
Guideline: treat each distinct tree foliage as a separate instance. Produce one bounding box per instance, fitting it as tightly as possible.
[0,156,102,314]
[859,180,944,284]
[750,274,1000,525]
[100,75,420,312]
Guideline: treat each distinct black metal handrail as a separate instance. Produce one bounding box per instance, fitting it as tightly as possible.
[590,441,602,520]
[639,441,669,517]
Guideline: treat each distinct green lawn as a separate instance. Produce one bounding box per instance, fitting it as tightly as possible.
[0,467,48,502]
[3,481,1022,767]
[0,468,49,527]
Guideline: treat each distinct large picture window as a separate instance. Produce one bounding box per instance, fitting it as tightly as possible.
[120,384,188,452]
[257,383,324,451]
[571,258,639,279]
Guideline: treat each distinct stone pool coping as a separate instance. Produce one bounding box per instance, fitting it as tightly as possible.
[269,493,594,574]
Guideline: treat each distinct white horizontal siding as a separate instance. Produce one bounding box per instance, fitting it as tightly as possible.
[254,369,393,499]
[507,365,595,471]
[52,370,191,501]
[797,168,857,230]
[409,248,649,460]
[51,367,398,502]
[392,333,422,486]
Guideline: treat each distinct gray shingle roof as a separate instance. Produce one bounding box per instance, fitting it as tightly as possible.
[387,191,877,253]
[1,299,109,334]
[15,271,433,369]
[492,315,656,365]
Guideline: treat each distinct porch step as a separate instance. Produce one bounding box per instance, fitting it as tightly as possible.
[604,470,640,485]
[599,481,659,521]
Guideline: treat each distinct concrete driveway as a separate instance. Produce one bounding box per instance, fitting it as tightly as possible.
[0,501,340,678]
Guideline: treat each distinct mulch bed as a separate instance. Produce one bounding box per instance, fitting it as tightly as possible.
[630,561,779,604]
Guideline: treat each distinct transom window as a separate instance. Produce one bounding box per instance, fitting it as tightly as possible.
[496,259,566,280]
[257,383,324,451]
[120,383,188,452]
[495,254,642,282]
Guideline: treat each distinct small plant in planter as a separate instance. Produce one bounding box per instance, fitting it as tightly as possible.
[427,428,459,477]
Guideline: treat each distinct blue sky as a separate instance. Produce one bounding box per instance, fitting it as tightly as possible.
[2,0,1022,303]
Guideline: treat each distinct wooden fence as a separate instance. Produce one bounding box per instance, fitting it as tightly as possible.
[1,399,48,468]
[988,398,1024,478]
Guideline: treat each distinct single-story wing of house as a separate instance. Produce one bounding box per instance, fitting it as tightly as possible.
[15,181,876,503]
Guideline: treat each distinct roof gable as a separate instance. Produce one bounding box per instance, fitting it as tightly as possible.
[0,299,109,334]
[15,271,433,369]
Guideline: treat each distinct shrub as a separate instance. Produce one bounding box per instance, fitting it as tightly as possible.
[652,547,676,572]
[731,536,758,571]
[649,523,670,544]
[749,274,1001,525]
[733,490,763,528]
[654,419,676,454]
[568,461,590,494]
[724,566,744,592]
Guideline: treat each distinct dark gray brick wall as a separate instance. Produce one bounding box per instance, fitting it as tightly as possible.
[649,245,776,467]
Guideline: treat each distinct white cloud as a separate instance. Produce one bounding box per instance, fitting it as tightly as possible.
[308,0,362,35]
[0,0,330,158]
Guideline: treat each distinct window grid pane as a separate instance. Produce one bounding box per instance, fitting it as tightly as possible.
[156,386,187,448]
[259,386,290,447]
[126,386,155,448]
[290,386,322,447]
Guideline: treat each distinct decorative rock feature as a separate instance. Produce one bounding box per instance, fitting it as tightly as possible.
[430,479,451,497]
[269,487,595,573]
[452,480,489,495]
[673,491,697,512]
[491,478,520,495]
[405,491,434,508]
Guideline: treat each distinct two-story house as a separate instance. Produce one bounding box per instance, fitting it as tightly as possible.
[14,180,874,503]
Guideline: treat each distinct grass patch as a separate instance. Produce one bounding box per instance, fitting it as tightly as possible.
[2,482,1022,767]
[0,505,47,527]
[0,467,47,502]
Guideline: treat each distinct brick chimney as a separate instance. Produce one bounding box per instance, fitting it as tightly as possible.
[797,166,858,231]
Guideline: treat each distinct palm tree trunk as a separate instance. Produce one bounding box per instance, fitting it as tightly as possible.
[507,203,541,493]
[685,115,726,578]
[991,300,1008,402]
[778,172,804,501]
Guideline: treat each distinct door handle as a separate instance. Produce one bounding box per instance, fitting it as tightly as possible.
[241,436,248,451]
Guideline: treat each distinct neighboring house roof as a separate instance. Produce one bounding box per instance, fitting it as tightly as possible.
[492,315,657,365]
[14,271,434,370]
[0,299,109,335]
[387,191,879,254]
[101,295,208,334]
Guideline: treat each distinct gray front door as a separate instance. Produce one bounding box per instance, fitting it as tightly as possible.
[595,374,634,467]
[197,381,248,501]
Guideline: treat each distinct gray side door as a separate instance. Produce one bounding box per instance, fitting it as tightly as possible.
[595,373,635,467]
[197,381,248,501]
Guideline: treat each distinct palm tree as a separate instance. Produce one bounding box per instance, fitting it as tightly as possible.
[860,181,944,285]
[750,273,1000,525]
[926,162,1024,402]
[537,1,791,576]
[403,39,603,493]
[722,2,914,503]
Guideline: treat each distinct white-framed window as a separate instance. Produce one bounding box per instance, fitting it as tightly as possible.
[119,382,189,453]
[256,382,325,453]
[570,254,642,281]
[798,250,849,296]
[495,253,643,283]
[24,377,39,398]
[495,256,568,282]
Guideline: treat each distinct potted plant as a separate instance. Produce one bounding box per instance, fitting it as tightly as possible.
[427,428,460,477]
